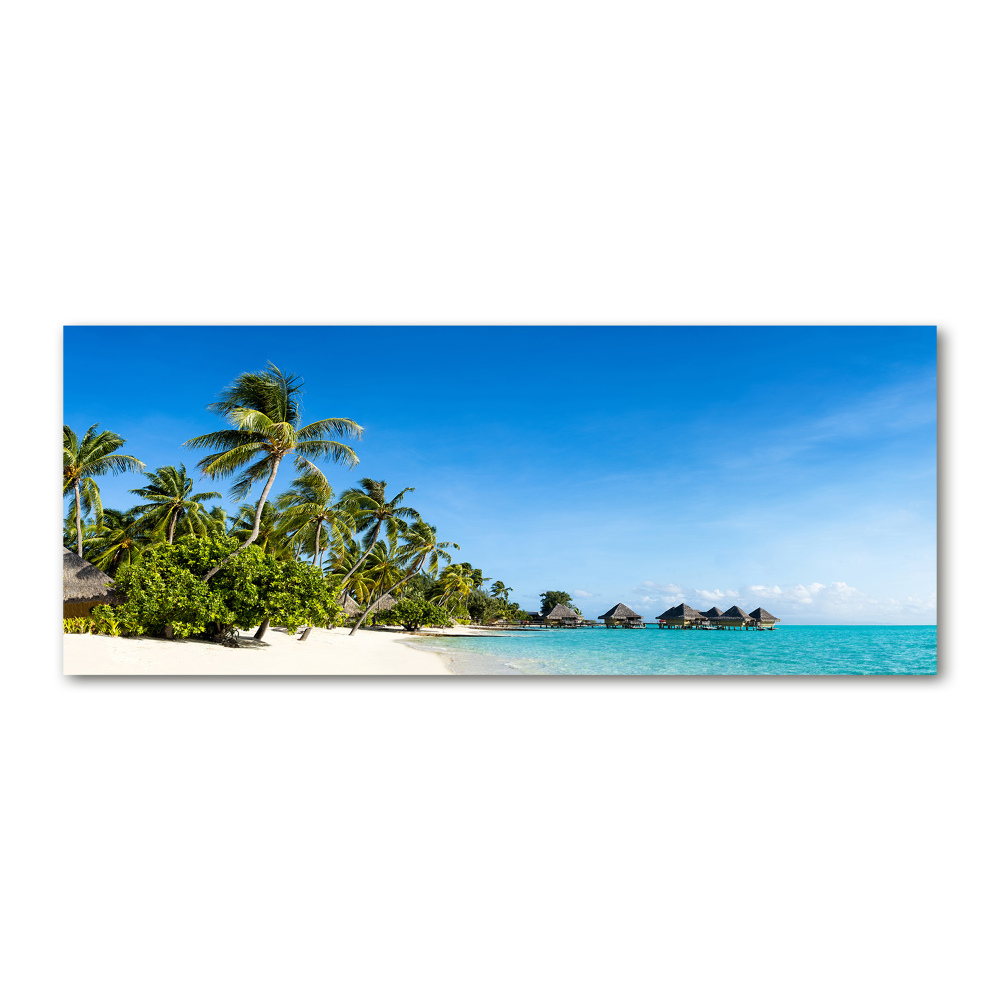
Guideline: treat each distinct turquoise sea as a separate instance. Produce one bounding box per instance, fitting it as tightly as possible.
[409,625,937,675]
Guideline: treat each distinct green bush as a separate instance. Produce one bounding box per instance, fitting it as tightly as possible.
[110,536,345,640]
[89,604,122,636]
[63,617,91,634]
[376,598,453,631]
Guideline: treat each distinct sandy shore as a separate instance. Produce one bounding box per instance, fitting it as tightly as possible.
[63,624,466,676]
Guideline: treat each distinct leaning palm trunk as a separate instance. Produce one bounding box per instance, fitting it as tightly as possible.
[203,459,281,582]
[337,531,380,590]
[348,558,427,636]
[74,482,83,557]
[255,617,270,640]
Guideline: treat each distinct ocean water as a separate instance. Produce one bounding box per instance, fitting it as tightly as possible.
[409,625,937,675]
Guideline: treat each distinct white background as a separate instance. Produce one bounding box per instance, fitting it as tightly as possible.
[3,2,997,998]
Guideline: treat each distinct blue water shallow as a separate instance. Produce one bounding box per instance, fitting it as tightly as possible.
[414,625,937,675]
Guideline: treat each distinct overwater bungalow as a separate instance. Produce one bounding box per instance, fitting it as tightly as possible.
[541,603,583,627]
[63,546,117,619]
[699,606,724,622]
[716,605,753,629]
[598,602,645,628]
[656,603,707,628]
[748,607,781,629]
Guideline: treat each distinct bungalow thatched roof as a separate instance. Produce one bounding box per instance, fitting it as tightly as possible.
[719,605,752,621]
[369,593,398,612]
[336,592,361,615]
[63,547,115,604]
[599,602,642,620]
[656,603,706,621]
[749,607,780,622]
[700,606,724,618]
[544,603,581,619]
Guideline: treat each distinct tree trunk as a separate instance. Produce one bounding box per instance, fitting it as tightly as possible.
[168,508,179,544]
[313,522,322,566]
[299,627,312,641]
[347,557,426,637]
[74,481,83,557]
[338,524,381,589]
[203,458,282,581]
[254,618,270,640]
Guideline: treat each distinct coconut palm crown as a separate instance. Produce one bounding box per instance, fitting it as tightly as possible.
[63,424,146,557]
[182,364,362,579]
[128,464,222,543]
[277,470,354,572]
[333,478,419,587]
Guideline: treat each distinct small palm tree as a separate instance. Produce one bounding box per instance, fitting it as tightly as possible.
[89,508,152,574]
[490,580,513,601]
[335,479,419,588]
[435,562,475,608]
[63,424,145,556]
[277,470,354,573]
[349,521,458,635]
[228,501,295,559]
[183,364,361,580]
[128,464,222,543]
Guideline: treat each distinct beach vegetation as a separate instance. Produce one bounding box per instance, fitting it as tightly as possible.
[128,464,222,543]
[182,364,362,580]
[64,364,527,644]
[63,424,145,557]
[375,598,452,631]
[539,591,573,616]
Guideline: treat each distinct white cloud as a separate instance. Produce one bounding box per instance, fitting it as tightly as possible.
[625,578,934,622]
[573,590,595,598]
[634,581,683,594]
[747,582,936,621]
[695,588,740,603]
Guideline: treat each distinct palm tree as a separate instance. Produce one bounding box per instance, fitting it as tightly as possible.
[334,479,419,588]
[277,470,354,573]
[490,580,512,601]
[434,562,475,608]
[204,505,231,537]
[348,521,458,635]
[128,464,222,543]
[182,363,361,580]
[63,424,145,556]
[89,508,152,574]
[228,501,295,559]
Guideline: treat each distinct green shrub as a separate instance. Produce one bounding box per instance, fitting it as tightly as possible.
[110,536,345,640]
[63,617,90,634]
[376,598,453,631]
[89,604,122,636]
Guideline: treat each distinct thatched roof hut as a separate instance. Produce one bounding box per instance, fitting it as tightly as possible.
[717,605,753,628]
[336,592,361,616]
[699,606,724,619]
[63,547,117,617]
[656,603,706,624]
[599,602,643,623]
[543,603,582,624]
[368,593,398,613]
[749,607,780,627]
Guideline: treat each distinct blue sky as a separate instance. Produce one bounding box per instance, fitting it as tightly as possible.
[63,326,937,623]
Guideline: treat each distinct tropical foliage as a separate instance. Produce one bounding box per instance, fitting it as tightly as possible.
[63,424,145,556]
[64,364,531,642]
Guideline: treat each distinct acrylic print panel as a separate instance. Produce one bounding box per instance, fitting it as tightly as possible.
[62,326,937,675]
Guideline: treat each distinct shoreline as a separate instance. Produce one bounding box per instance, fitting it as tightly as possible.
[63,624,459,676]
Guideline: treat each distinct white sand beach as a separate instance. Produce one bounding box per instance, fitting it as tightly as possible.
[62,624,468,675]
